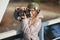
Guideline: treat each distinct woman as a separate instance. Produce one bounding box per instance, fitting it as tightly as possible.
[16,2,43,40]
[21,2,43,40]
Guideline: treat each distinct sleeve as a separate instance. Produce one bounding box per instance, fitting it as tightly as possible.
[22,18,31,34]
[30,19,42,33]
[30,11,43,33]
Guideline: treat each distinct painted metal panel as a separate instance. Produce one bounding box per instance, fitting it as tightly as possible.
[0,0,9,23]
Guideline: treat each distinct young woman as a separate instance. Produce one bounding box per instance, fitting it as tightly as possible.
[15,2,43,40]
[21,2,43,40]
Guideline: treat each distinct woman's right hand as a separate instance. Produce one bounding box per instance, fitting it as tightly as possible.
[21,13,27,19]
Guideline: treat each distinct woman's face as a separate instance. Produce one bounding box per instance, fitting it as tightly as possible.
[29,8,37,18]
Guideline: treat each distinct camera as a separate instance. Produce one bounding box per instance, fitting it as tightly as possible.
[14,8,30,20]
[18,8,30,18]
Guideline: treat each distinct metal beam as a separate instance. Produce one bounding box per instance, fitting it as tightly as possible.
[0,18,60,40]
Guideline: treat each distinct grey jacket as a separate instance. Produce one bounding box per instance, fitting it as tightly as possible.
[22,11,43,40]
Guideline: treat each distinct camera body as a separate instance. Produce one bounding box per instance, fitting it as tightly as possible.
[14,7,30,21]
[18,8,30,18]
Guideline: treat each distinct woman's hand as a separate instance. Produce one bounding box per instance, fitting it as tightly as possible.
[17,13,27,21]
[20,7,28,19]
[21,13,27,19]
[20,7,27,11]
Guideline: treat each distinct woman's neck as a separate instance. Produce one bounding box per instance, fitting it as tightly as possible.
[29,13,38,26]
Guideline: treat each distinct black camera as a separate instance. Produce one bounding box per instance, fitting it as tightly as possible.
[14,8,30,20]
[18,8,30,18]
